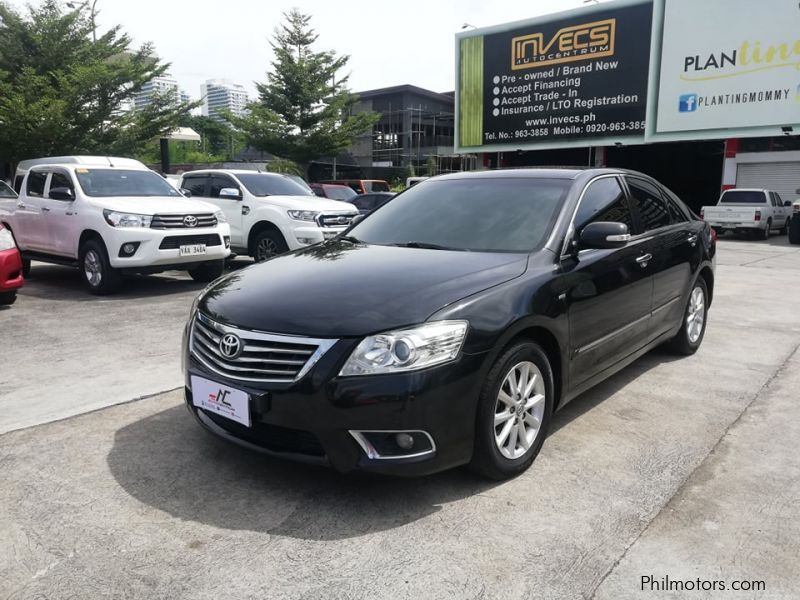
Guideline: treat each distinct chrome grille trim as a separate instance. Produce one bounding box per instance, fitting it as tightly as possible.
[316,213,356,228]
[190,312,337,383]
[151,213,218,229]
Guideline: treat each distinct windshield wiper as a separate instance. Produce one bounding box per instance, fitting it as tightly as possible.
[339,235,362,244]
[391,241,464,251]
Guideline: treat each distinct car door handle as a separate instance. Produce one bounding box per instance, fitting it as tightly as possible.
[41,207,51,212]
[687,234,698,246]
[17,202,26,209]
[635,253,653,267]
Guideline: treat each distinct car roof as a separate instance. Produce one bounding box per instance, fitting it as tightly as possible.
[431,167,643,181]
[722,188,769,193]
[183,169,292,177]
[17,156,146,171]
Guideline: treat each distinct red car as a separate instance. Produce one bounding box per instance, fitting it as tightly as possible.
[0,218,24,306]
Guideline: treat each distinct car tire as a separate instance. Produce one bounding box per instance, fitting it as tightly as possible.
[779,217,789,236]
[760,219,771,240]
[789,217,800,245]
[79,239,121,295]
[668,277,709,355]
[0,291,17,305]
[22,258,31,278]
[188,259,225,283]
[470,341,554,480]
[251,229,288,263]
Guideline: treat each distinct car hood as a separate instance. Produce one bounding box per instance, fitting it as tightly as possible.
[260,195,356,212]
[89,196,220,215]
[200,242,529,337]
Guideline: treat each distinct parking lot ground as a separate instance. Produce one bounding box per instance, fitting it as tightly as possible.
[1,237,799,599]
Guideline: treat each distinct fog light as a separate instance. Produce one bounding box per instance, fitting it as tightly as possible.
[297,237,316,245]
[224,236,230,249]
[118,242,140,257]
[395,433,414,450]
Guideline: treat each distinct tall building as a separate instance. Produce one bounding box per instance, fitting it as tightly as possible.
[134,75,179,111]
[201,79,249,122]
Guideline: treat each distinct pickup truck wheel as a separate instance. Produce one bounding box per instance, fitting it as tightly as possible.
[252,230,288,262]
[760,219,771,240]
[470,341,554,480]
[668,277,708,355]
[187,259,225,283]
[80,239,121,295]
[0,291,17,306]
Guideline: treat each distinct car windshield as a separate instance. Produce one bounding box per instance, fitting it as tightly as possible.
[0,181,17,198]
[75,169,181,197]
[285,174,314,194]
[349,178,570,252]
[237,173,314,196]
[326,186,357,200]
[720,191,767,204]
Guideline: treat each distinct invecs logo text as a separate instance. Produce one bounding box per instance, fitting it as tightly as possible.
[511,19,616,70]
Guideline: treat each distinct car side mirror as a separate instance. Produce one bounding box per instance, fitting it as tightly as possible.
[351,214,366,226]
[49,187,74,201]
[784,201,792,207]
[180,188,192,198]
[219,187,242,199]
[579,222,630,249]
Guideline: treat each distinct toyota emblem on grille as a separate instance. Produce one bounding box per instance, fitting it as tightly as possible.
[183,215,198,228]
[219,333,242,359]
[337,216,349,225]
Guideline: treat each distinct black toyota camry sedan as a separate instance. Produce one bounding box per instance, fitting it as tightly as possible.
[183,168,715,479]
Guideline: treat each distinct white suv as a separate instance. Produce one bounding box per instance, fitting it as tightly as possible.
[180,170,358,261]
[0,157,231,294]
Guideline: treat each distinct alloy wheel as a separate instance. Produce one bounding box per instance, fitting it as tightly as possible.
[84,250,102,287]
[494,361,546,460]
[256,237,279,261]
[686,286,705,343]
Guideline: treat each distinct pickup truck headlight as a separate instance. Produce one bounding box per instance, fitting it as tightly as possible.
[0,227,16,251]
[340,321,469,376]
[213,210,227,224]
[287,210,320,222]
[103,209,152,228]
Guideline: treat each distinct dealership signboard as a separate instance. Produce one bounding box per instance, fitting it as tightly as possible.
[651,0,800,141]
[455,0,654,153]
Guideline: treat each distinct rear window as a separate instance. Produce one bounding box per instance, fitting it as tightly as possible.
[325,186,356,201]
[366,180,390,192]
[236,173,313,197]
[0,181,17,198]
[720,191,767,204]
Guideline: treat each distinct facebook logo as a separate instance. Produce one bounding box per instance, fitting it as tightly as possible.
[679,94,698,112]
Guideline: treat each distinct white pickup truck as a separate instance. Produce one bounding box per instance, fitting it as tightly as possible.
[0,156,231,294]
[180,170,359,261]
[701,188,792,239]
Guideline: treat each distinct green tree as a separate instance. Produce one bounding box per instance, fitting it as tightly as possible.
[0,0,194,168]
[230,9,378,177]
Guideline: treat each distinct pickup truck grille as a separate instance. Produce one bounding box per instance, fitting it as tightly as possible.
[190,313,337,383]
[159,234,221,249]
[151,213,217,229]
[317,213,355,228]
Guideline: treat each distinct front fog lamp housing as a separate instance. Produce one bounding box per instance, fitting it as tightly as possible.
[340,320,468,376]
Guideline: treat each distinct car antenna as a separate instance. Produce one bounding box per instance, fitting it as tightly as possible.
[106,156,115,167]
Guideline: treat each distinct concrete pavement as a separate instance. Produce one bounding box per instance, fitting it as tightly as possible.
[1,236,799,599]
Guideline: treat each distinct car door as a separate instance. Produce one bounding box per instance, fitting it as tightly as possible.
[773,192,788,227]
[208,174,245,246]
[563,175,654,388]
[15,170,49,251]
[625,176,697,342]
[41,169,81,257]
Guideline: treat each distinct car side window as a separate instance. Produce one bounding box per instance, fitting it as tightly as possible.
[574,177,633,232]
[48,172,74,199]
[26,171,47,197]
[626,177,671,232]
[182,176,208,197]
[775,192,784,206]
[209,176,238,198]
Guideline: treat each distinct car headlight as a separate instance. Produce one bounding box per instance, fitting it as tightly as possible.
[103,209,152,228]
[0,227,16,251]
[214,210,227,224]
[340,321,469,376]
[287,210,320,222]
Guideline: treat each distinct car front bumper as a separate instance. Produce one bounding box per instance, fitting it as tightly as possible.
[106,224,231,268]
[183,331,487,476]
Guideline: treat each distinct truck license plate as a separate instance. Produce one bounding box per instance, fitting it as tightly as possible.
[180,244,206,256]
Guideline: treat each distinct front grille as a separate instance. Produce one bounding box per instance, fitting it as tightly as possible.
[190,313,337,383]
[202,410,325,457]
[159,234,222,250]
[151,213,217,229]
[317,213,355,228]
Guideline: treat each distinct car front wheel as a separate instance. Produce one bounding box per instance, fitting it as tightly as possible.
[251,229,288,262]
[470,341,554,480]
[0,291,17,305]
[80,239,121,295]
